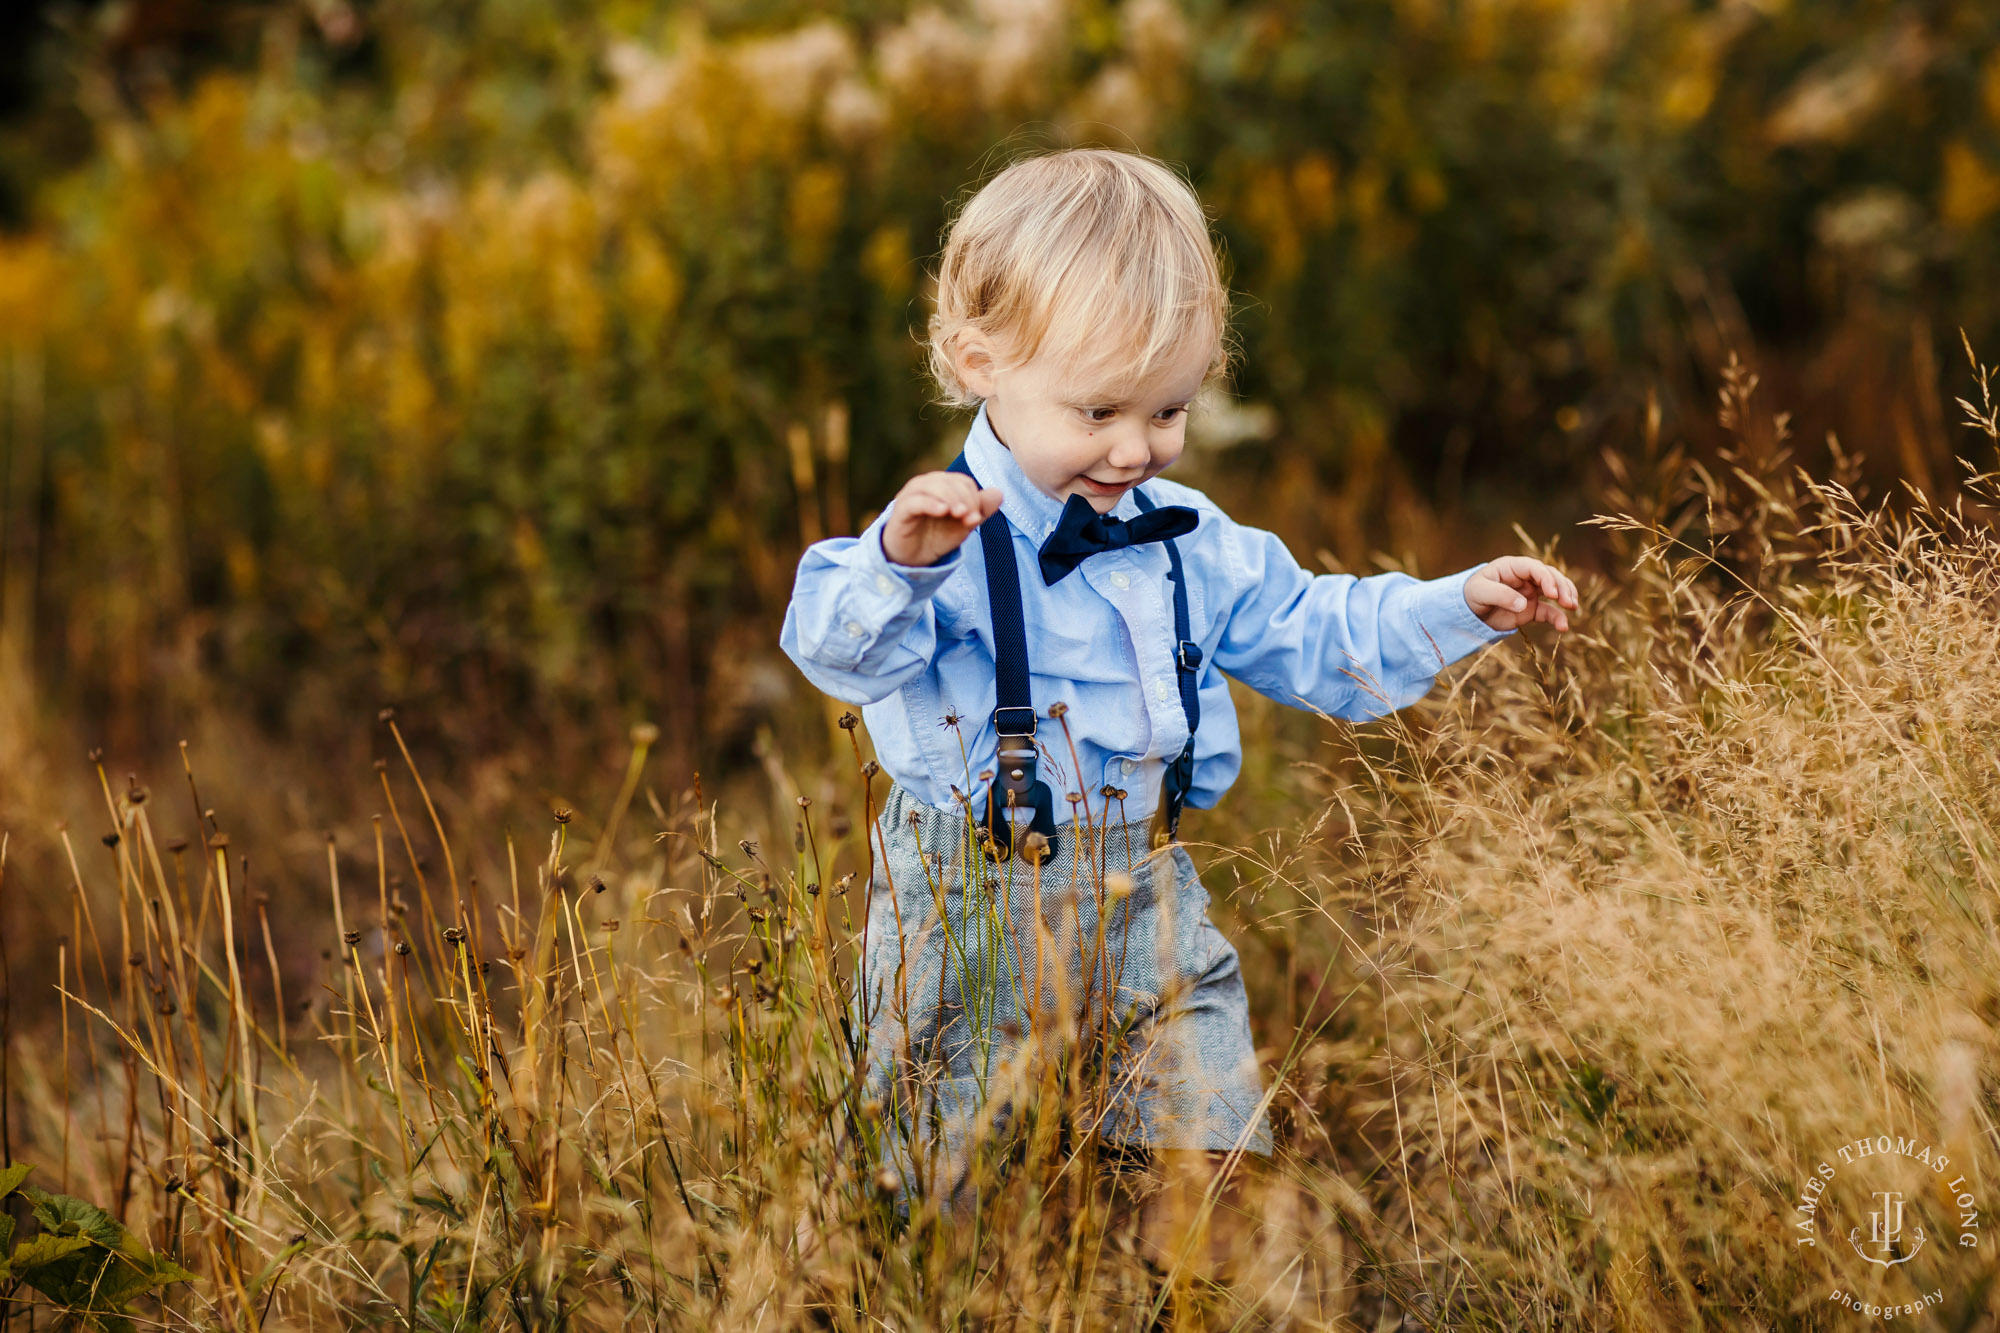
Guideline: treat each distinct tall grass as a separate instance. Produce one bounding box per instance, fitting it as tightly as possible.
[3,355,2000,1330]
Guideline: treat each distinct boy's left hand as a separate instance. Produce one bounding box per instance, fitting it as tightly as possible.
[1464,556,1578,632]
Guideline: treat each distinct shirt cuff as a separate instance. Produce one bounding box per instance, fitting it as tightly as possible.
[1409,563,1515,666]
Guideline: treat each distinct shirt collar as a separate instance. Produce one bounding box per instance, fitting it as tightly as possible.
[961,400,1144,545]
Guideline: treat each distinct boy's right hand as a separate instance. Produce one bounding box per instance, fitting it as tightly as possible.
[881,471,1004,567]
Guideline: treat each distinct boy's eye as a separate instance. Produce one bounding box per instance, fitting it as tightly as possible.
[1081,406,1117,424]
[1154,406,1185,423]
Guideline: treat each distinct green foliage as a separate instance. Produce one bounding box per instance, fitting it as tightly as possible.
[0,1165,194,1331]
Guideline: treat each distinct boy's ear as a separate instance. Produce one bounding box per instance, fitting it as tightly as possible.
[951,332,1000,399]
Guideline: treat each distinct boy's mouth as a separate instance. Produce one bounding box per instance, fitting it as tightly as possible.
[1076,474,1140,497]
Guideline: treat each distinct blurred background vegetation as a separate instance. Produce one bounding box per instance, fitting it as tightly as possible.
[0,0,1996,801]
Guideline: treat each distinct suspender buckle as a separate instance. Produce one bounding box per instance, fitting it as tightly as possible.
[1175,640,1203,672]
[992,705,1038,737]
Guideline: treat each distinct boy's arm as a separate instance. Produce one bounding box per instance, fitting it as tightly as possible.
[1207,517,1514,720]
[780,503,963,705]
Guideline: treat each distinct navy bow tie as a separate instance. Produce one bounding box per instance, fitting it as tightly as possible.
[1036,492,1200,586]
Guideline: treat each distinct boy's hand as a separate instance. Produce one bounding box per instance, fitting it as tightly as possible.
[881,471,1004,567]
[1464,555,1579,632]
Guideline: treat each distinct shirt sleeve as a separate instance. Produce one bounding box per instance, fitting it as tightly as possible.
[1207,515,1513,721]
[779,502,963,705]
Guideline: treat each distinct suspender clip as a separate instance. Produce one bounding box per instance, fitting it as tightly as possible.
[1175,640,1203,672]
[987,708,1057,863]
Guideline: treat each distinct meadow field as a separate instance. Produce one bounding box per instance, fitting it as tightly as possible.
[1,358,1997,1329]
[2,0,2000,1327]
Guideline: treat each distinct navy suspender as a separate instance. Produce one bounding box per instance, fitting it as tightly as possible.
[946,455,1060,860]
[945,455,1201,857]
[1132,488,1202,838]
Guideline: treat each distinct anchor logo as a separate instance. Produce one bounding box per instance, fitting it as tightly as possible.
[1848,1190,1926,1267]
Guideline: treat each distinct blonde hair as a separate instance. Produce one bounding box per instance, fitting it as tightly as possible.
[926,148,1230,406]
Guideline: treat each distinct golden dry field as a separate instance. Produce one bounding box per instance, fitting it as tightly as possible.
[1,1,2000,1327]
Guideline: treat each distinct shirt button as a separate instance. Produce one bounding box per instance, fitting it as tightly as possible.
[1109,571,1131,590]
[845,621,866,638]
[1154,679,1172,702]
[1121,758,1137,776]
[874,574,895,595]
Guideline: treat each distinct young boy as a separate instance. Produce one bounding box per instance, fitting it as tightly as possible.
[780,149,1577,1235]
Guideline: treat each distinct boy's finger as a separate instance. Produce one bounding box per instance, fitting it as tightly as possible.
[1468,575,1529,613]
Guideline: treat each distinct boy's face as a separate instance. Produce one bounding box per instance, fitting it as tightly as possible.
[957,335,1213,514]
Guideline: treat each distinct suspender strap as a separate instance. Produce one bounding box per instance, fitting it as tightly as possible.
[1132,488,1201,837]
[947,454,1058,861]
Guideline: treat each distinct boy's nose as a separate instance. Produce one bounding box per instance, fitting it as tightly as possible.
[1104,431,1151,470]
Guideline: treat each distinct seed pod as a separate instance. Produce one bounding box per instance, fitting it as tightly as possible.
[394,941,411,957]
[874,1166,901,1195]
[342,930,361,947]
[837,712,859,730]
[1048,702,1069,718]
[630,721,660,746]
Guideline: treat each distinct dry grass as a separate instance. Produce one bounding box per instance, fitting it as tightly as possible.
[3,355,2000,1330]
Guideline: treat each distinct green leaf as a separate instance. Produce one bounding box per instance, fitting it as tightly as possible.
[24,1186,124,1247]
[412,1193,464,1223]
[7,1231,94,1275]
[0,1212,13,1254]
[246,1236,306,1297]
[116,1230,196,1289]
[0,1163,31,1199]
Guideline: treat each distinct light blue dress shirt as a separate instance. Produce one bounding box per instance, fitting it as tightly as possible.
[780,404,1514,825]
